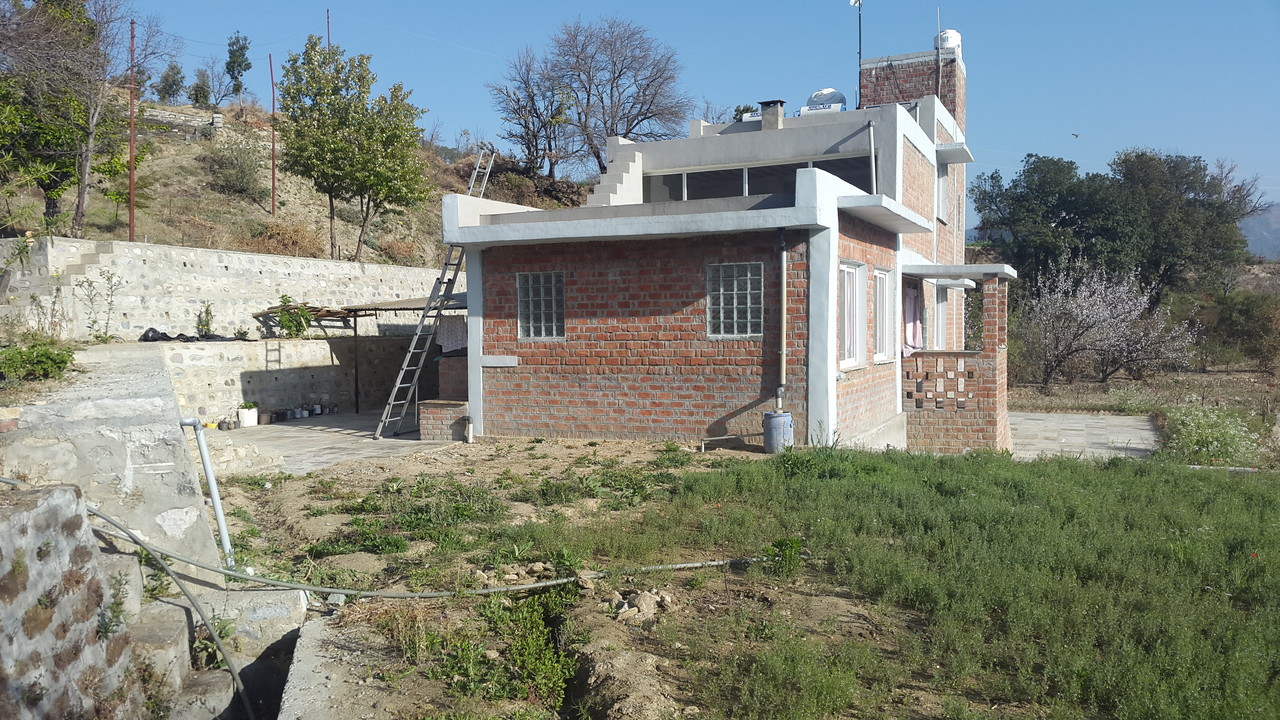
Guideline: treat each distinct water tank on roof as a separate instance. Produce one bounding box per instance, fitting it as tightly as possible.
[806,88,846,107]
[935,29,962,50]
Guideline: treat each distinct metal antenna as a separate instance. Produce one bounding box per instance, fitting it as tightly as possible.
[852,0,863,108]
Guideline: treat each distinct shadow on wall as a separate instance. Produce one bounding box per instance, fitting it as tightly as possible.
[237,337,429,416]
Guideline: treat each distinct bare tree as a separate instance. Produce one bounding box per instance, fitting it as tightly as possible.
[1015,259,1193,387]
[487,47,575,180]
[544,18,692,174]
[4,0,177,236]
[201,56,235,108]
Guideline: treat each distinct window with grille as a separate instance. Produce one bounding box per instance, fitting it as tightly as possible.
[707,262,764,337]
[517,272,564,339]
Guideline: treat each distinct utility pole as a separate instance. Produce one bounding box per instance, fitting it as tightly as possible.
[128,19,136,242]
[269,53,277,217]
[852,0,863,109]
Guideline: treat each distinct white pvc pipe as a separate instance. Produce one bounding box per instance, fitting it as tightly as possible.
[179,418,235,569]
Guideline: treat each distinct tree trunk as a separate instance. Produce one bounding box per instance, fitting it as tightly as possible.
[328,194,338,260]
[70,132,96,238]
[43,193,62,220]
[353,203,372,262]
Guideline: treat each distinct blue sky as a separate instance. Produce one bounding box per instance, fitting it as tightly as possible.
[133,0,1280,207]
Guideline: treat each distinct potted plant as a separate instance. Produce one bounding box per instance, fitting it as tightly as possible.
[236,401,258,428]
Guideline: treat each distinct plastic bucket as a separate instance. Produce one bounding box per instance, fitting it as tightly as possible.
[763,411,794,454]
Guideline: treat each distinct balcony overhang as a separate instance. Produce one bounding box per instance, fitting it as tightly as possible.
[902,263,1018,280]
[836,194,933,234]
[936,141,974,165]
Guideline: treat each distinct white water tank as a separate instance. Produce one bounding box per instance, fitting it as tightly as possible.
[935,29,962,51]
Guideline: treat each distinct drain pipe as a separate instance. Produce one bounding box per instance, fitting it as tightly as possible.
[179,418,235,569]
[776,227,788,410]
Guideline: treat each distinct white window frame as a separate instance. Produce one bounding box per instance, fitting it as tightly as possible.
[838,262,867,368]
[517,271,565,339]
[937,164,950,224]
[933,284,949,349]
[872,268,894,362]
[707,262,764,337]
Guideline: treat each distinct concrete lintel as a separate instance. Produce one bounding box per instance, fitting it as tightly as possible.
[901,263,1017,280]
[836,194,933,234]
[479,355,518,368]
[936,142,973,165]
[448,205,822,248]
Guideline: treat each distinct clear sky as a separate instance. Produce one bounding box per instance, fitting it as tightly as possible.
[131,0,1280,208]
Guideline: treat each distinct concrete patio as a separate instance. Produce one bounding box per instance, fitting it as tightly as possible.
[1009,411,1160,461]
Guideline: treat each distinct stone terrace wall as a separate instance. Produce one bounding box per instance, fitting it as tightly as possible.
[161,336,414,423]
[0,485,144,719]
[0,237,436,342]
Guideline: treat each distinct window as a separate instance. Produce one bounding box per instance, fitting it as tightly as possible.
[517,272,564,339]
[934,284,949,349]
[707,262,763,337]
[687,168,745,200]
[839,262,867,367]
[937,165,950,222]
[872,269,893,361]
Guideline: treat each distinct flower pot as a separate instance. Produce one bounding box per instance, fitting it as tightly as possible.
[237,407,258,428]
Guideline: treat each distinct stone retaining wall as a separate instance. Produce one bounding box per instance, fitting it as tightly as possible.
[161,336,417,423]
[1,237,435,342]
[0,485,144,719]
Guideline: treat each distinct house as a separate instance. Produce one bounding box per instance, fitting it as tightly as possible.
[432,31,1015,452]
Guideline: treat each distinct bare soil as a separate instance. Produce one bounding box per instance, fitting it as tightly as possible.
[220,438,993,719]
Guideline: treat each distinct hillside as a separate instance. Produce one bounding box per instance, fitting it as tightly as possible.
[5,104,588,266]
[1243,204,1280,260]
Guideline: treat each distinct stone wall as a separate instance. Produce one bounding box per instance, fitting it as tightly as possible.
[161,336,415,423]
[1,237,436,343]
[0,485,143,719]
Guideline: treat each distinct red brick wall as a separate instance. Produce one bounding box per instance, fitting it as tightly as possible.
[835,216,900,441]
[418,400,469,441]
[900,139,936,261]
[861,53,966,131]
[904,277,1009,452]
[480,233,809,444]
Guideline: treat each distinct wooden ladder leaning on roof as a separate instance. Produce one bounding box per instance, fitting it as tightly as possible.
[373,244,464,439]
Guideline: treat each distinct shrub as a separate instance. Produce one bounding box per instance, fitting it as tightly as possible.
[0,344,74,381]
[198,132,268,202]
[1160,405,1258,465]
[274,294,313,338]
[244,220,327,259]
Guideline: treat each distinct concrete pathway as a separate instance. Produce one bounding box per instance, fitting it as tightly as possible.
[224,412,452,475]
[1010,411,1160,461]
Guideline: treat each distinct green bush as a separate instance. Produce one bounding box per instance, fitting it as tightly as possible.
[0,344,73,381]
[1160,405,1258,466]
[198,134,267,202]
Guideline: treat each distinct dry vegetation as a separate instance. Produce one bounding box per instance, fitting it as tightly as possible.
[6,102,587,267]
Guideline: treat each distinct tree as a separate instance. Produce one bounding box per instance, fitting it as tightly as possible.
[347,83,430,261]
[541,17,692,174]
[277,35,428,260]
[0,0,175,238]
[200,56,234,107]
[732,104,758,122]
[187,67,211,108]
[152,61,184,104]
[973,150,1270,305]
[225,31,251,102]
[487,46,574,179]
[1014,258,1192,387]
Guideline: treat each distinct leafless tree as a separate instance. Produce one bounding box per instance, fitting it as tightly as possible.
[4,0,176,237]
[200,56,235,108]
[1016,258,1193,387]
[544,17,692,175]
[487,47,576,180]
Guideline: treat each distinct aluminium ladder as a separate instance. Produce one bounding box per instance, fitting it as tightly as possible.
[373,244,464,438]
[467,150,495,198]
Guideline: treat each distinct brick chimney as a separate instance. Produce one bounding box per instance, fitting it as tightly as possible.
[859,30,966,131]
[759,99,785,131]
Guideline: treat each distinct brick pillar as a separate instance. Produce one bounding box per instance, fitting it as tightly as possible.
[981,276,1011,449]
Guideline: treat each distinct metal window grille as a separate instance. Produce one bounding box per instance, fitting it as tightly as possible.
[518,272,564,338]
[707,262,763,336]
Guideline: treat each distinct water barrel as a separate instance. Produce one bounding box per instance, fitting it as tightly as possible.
[763,411,794,454]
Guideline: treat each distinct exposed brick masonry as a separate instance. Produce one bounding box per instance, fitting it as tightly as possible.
[861,51,966,131]
[481,233,809,443]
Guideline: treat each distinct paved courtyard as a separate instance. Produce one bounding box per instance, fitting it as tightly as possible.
[1010,411,1160,461]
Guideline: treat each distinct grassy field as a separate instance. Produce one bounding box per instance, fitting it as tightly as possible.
[225,445,1280,719]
